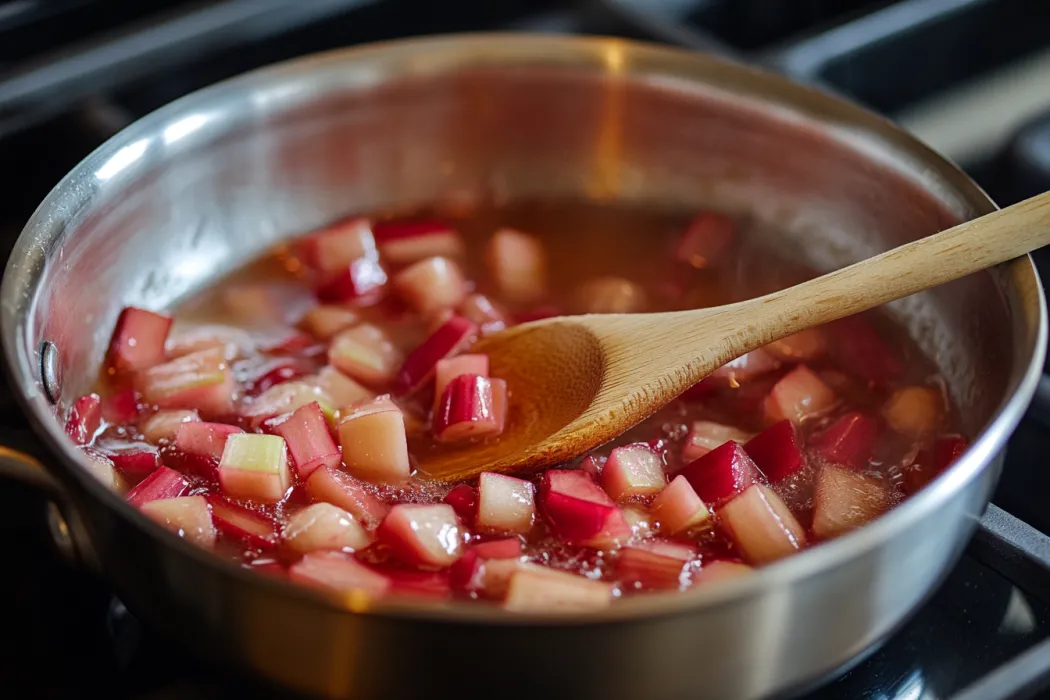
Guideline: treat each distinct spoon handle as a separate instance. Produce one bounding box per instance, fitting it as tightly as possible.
[754,189,1050,341]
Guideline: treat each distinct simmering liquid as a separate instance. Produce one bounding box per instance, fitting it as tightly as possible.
[65,199,966,611]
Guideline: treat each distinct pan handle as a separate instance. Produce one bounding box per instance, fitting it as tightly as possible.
[0,446,100,571]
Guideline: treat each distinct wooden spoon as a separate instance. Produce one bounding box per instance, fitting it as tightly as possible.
[416,192,1050,481]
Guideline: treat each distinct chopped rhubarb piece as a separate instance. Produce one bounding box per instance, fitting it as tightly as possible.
[299,305,359,340]
[480,559,543,599]
[477,472,535,534]
[708,349,780,387]
[433,353,489,411]
[617,539,697,590]
[674,211,735,269]
[136,347,235,417]
[296,217,378,275]
[241,380,335,429]
[289,551,390,595]
[328,323,402,387]
[651,475,710,534]
[383,568,452,599]
[719,485,806,565]
[126,466,190,508]
[503,568,612,613]
[450,539,524,592]
[140,409,199,444]
[743,421,805,482]
[449,552,487,593]
[692,560,754,586]
[305,467,390,531]
[882,386,942,436]
[101,388,141,424]
[812,466,894,540]
[765,328,827,362]
[273,402,341,479]
[166,324,251,361]
[444,484,478,523]
[682,421,753,463]
[601,443,666,501]
[373,219,465,265]
[393,256,467,316]
[315,257,388,304]
[97,440,162,480]
[764,365,837,424]
[458,294,509,335]
[217,433,291,503]
[538,469,631,547]
[176,422,243,464]
[82,450,128,493]
[206,495,278,549]
[474,538,524,559]
[338,399,410,482]
[434,374,505,443]
[809,412,879,469]
[572,276,648,314]
[826,315,903,385]
[486,228,548,304]
[377,504,463,568]
[309,365,374,408]
[282,502,371,553]
[65,394,102,445]
[141,496,216,548]
[107,306,172,372]
[394,315,478,395]
[678,441,762,508]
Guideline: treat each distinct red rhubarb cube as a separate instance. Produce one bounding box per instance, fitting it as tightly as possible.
[677,441,762,508]
[719,485,806,565]
[394,315,477,395]
[373,219,465,265]
[744,420,806,483]
[304,467,390,531]
[107,306,172,373]
[764,365,837,424]
[126,466,190,508]
[601,443,666,501]
[809,412,879,469]
[393,256,467,316]
[272,402,341,479]
[282,502,371,553]
[477,472,535,535]
[141,495,216,548]
[377,503,464,568]
[538,470,630,547]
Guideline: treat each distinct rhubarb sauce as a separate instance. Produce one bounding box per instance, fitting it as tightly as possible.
[69,198,966,610]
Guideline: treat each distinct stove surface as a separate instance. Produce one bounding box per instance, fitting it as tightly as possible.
[3,1,1050,698]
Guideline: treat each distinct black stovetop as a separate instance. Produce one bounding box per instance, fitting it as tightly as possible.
[3,1,1050,698]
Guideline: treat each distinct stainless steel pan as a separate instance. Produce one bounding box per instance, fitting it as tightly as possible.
[0,34,1045,700]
